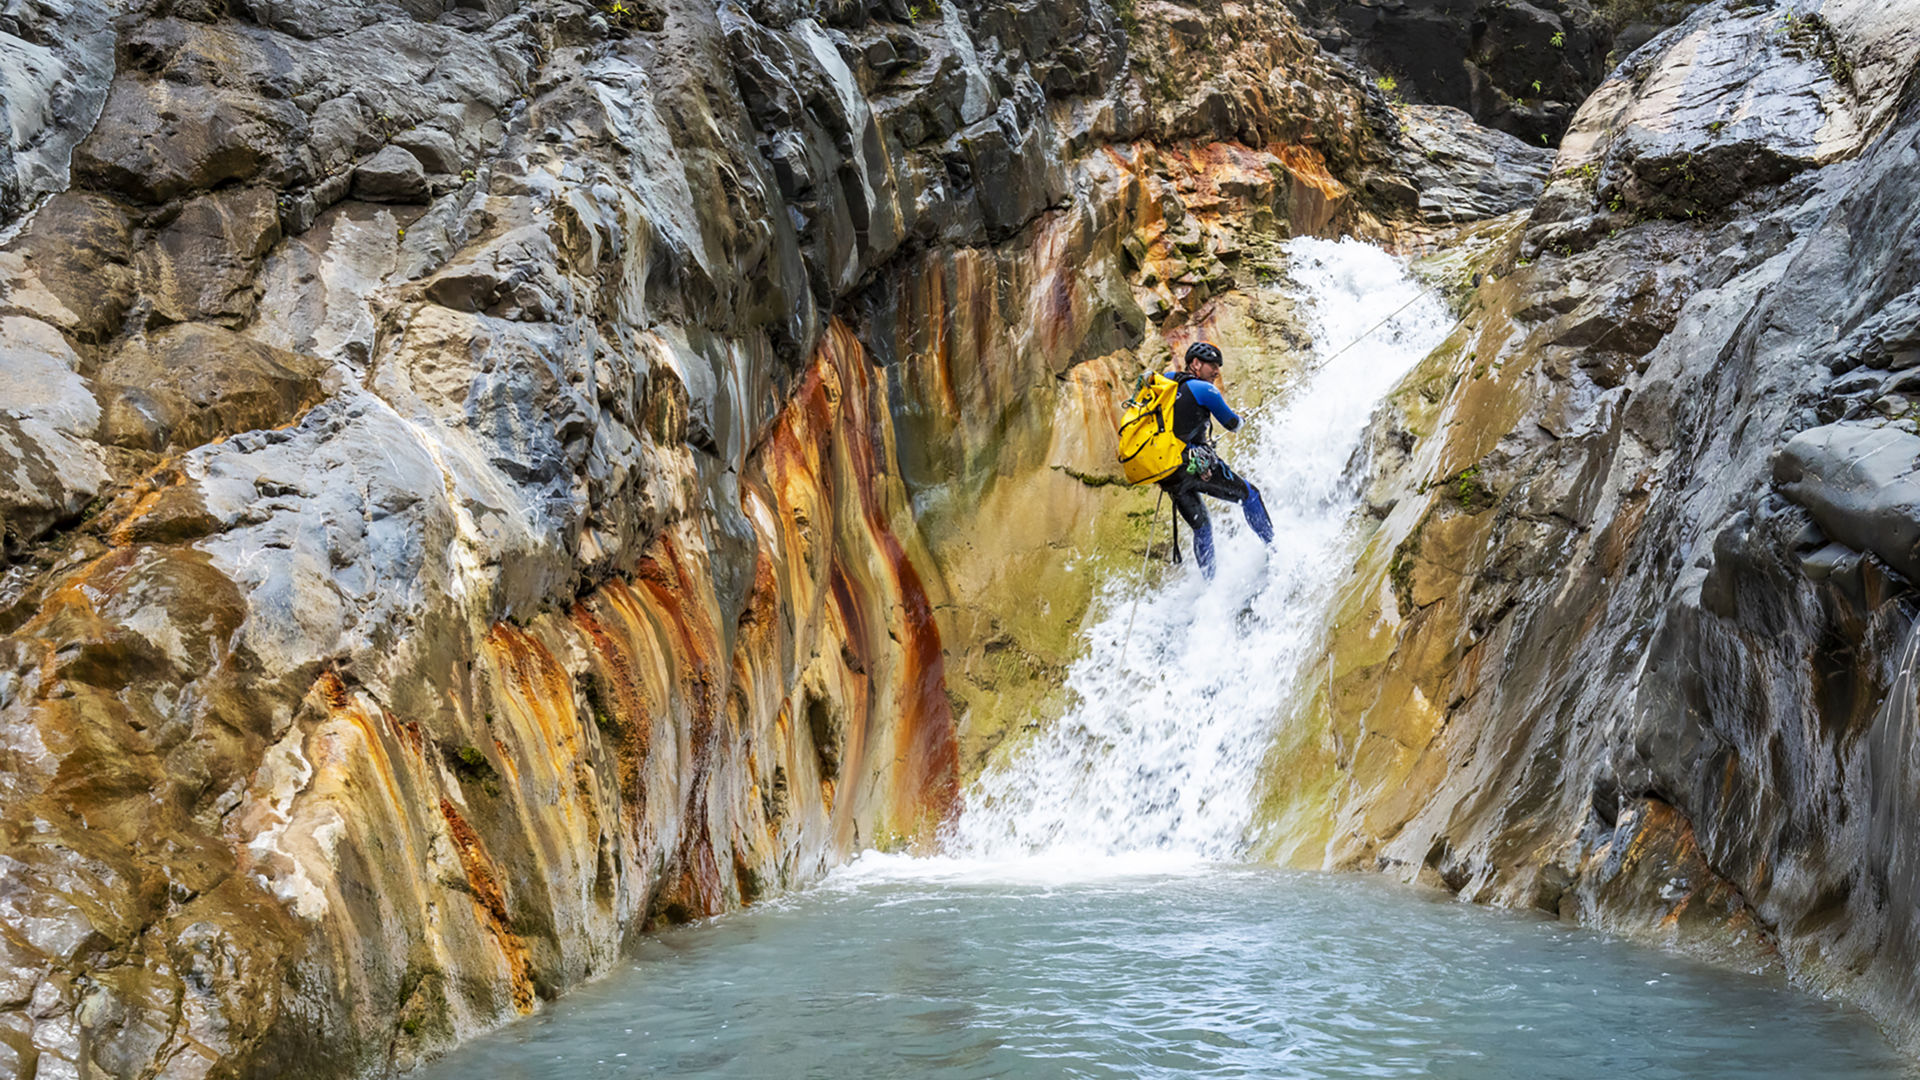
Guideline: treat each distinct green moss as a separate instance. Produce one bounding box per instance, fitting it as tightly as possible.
[1387,509,1430,614]
[450,744,496,784]
[393,963,452,1045]
[1054,465,1124,489]
[1449,464,1495,512]
[580,671,616,733]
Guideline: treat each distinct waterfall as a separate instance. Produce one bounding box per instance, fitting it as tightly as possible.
[944,238,1455,866]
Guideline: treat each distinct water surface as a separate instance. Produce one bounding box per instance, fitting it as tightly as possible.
[419,860,1907,1079]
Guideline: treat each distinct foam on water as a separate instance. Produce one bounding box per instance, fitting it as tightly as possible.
[940,237,1454,869]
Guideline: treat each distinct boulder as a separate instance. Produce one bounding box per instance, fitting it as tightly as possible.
[1773,422,1920,584]
[352,145,430,203]
[391,127,463,176]
[93,324,330,453]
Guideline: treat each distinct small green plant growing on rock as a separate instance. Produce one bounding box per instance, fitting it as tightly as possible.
[580,671,618,734]
[1376,74,1403,103]
[1776,11,1854,88]
[602,0,664,32]
[1453,465,1494,511]
[1550,30,1565,47]
[449,744,500,796]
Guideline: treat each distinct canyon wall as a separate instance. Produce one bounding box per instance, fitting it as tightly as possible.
[0,0,1444,1075]
[12,0,1920,1072]
[1258,0,1920,1055]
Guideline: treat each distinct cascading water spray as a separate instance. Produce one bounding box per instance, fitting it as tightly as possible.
[946,238,1455,864]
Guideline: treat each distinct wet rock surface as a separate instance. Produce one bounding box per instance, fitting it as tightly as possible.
[5,0,1917,1072]
[0,0,116,222]
[1393,104,1554,222]
[1272,0,1920,1057]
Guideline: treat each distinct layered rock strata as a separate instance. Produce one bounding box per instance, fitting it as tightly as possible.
[1261,0,1920,1054]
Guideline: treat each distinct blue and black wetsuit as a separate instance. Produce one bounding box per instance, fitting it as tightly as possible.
[1157,371,1273,577]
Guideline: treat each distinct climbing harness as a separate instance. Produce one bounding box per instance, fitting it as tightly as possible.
[1183,443,1221,479]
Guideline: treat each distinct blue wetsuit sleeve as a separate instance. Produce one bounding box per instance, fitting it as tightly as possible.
[1185,378,1241,431]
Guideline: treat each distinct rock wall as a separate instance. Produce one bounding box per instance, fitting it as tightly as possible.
[0,0,1446,1075]
[1259,0,1920,1054]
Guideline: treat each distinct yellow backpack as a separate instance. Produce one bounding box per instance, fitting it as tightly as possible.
[1116,373,1187,485]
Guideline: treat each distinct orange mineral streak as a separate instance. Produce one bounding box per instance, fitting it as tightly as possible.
[810,321,961,827]
[1272,142,1348,235]
[628,532,733,915]
[482,622,581,777]
[568,594,656,827]
[902,264,959,418]
[303,672,413,835]
[437,797,536,1012]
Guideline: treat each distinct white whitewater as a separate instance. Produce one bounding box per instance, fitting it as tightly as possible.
[940,237,1454,868]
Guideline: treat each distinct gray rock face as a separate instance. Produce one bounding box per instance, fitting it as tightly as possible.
[0,315,106,555]
[1775,424,1920,583]
[1309,0,1920,1058]
[1556,0,1919,219]
[1300,0,1620,144]
[0,0,115,221]
[1394,103,1555,222]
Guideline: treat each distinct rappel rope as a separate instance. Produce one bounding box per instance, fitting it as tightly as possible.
[1117,489,1166,661]
[1315,281,1443,367]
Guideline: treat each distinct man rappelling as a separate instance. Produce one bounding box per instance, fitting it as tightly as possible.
[1116,341,1274,577]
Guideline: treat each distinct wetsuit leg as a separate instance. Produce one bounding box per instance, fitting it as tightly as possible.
[1187,462,1274,545]
[1159,475,1215,578]
[1240,481,1273,543]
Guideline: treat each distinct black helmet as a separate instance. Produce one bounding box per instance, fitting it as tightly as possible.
[1185,342,1223,367]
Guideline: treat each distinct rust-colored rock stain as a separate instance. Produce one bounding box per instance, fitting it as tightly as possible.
[438,798,536,1012]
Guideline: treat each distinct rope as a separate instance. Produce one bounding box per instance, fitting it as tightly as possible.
[1117,489,1166,663]
[1316,283,1439,366]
